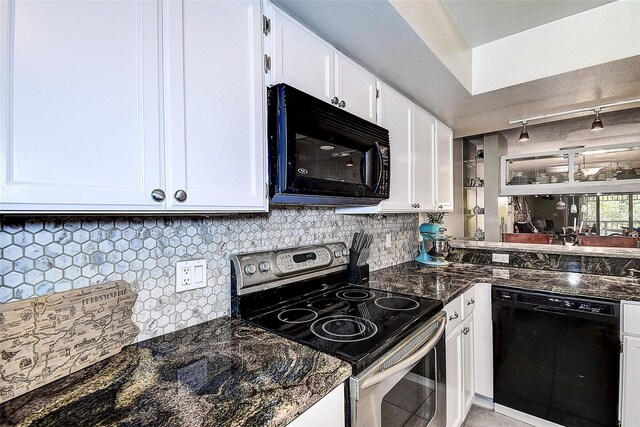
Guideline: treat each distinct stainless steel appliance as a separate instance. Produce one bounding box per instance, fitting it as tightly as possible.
[231,243,446,427]
[493,286,620,426]
[267,84,390,206]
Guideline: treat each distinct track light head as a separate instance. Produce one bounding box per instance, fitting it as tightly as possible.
[518,121,530,142]
[591,109,604,131]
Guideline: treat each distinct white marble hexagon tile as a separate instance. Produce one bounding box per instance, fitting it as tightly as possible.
[0,208,419,341]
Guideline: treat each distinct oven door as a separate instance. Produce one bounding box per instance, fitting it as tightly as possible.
[349,313,446,427]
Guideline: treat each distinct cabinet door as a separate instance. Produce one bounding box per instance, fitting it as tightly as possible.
[0,0,162,212]
[378,83,413,212]
[163,0,266,211]
[413,107,436,210]
[446,329,463,427]
[435,120,454,211]
[334,52,376,122]
[622,335,640,426]
[270,8,334,102]
[287,383,344,426]
[462,314,475,415]
[473,283,493,399]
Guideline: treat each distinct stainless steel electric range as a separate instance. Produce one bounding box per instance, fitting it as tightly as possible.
[231,243,447,427]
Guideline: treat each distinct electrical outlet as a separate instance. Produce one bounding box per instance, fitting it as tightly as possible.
[176,259,207,292]
[492,253,510,264]
[385,234,392,248]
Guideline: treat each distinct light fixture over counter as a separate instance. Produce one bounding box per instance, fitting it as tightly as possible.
[510,97,640,141]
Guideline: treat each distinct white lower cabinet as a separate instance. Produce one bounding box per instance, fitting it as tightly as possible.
[446,323,464,427]
[445,287,476,427]
[621,301,640,426]
[287,383,344,427]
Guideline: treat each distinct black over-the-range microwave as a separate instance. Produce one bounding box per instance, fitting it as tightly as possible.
[267,83,390,206]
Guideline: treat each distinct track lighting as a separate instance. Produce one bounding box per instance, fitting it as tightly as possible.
[518,121,530,142]
[591,109,603,131]
[509,97,640,140]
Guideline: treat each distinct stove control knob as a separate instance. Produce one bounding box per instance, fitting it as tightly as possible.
[244,264,257,276]
[342,248,349,256]
[259,261,271,272]
[334,250,342,258]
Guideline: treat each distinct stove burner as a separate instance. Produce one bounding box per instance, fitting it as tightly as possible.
[336,289,375,301]
[277,308,318,324]
[309,299,349,312]
[374,296,420,311]
[311,315,378,342]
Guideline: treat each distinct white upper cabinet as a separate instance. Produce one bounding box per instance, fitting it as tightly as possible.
[413,107,437,210]
[337,85,453,214]
[0,0,267,213]
[269,7,334,103]
[163,0,266,212]
[378,83,413,211]
[435,120,454,211]
[0,0,163,212]
[267,5,376,123]
[334,52,377,123]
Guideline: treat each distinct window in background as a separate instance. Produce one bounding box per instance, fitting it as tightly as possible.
[599,195,630,235]
[582,194,639,236]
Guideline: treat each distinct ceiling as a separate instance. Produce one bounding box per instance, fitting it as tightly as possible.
[270,0,640,138]
[441,0,615,47]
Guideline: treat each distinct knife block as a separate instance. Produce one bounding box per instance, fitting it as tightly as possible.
[347,251,369,285]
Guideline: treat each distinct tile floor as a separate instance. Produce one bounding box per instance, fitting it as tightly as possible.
[462,405,533,427]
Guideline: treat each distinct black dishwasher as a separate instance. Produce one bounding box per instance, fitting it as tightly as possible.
[493,286,620,427]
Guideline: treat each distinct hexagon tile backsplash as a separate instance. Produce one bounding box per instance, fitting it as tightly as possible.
[0,208,419,342]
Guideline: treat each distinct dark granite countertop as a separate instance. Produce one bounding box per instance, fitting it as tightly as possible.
[369,262,640,304]
[0,316,351,427]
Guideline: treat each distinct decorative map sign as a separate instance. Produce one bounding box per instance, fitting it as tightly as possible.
[0,280,139,403]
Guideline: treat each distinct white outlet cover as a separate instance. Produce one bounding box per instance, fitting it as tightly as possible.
[492,253,510,264]
[176,259,207,292]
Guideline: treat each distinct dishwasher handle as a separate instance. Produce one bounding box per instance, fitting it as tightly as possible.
[534,306,567,315]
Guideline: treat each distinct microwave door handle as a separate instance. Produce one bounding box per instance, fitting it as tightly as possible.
[360,317,445,390]
[372,141,383,193]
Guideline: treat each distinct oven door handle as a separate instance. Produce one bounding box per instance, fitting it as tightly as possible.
[360,317,446,390]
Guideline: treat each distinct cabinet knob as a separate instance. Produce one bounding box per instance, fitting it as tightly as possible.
[338,100,346,108]
[438,204,443,209]
[331,97,339,105]
[416,203,420,208]
[467,298,475,305]
[151,189,165,202]
[462,327,470,335]
[449,311,459,321]
[174,190,188,202]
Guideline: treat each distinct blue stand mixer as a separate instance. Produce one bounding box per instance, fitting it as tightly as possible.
[416,223,451,267]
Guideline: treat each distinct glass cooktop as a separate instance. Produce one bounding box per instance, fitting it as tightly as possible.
[244,284,443,374]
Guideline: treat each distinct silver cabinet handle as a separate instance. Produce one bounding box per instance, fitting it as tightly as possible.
[449,311,459,321]
[331,97,339,105]
[416,203,420,208]
[338,100,346,108]
[151,189,165,202]
[174,189,187,202]
[462,327,470,335]
[467,298,475,305]
[438,204,443,209]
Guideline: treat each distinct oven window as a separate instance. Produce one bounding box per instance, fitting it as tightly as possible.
[294,133,364,184]
[381,352,437,427]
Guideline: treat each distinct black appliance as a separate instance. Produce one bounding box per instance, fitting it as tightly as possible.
[231,243,446,427]
[493,286,620,426]
[267,84,390,206]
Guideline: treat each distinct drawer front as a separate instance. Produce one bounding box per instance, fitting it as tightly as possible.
[623,301,640,336]
[463,286,476,318]
[444,295,464,337]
